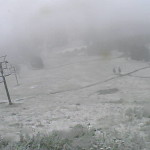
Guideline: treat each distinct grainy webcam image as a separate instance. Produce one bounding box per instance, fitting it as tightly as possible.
[0,0,150,149]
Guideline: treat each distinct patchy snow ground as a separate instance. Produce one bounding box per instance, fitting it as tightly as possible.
[0,51,150,145]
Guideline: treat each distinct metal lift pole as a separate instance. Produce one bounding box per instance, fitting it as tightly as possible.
[0,63,12,105]
[13,66,19,86]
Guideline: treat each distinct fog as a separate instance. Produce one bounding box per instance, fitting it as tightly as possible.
[1,1,150,146]
[0,0,150,62]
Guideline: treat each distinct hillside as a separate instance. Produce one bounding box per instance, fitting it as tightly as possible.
[0,51,150,148]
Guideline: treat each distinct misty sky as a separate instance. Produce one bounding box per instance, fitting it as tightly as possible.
[0,0,150,54]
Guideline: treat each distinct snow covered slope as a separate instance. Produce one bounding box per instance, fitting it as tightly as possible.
[0,51,150,142]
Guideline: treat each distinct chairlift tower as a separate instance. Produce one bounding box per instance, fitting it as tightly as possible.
[0,55,12,105]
